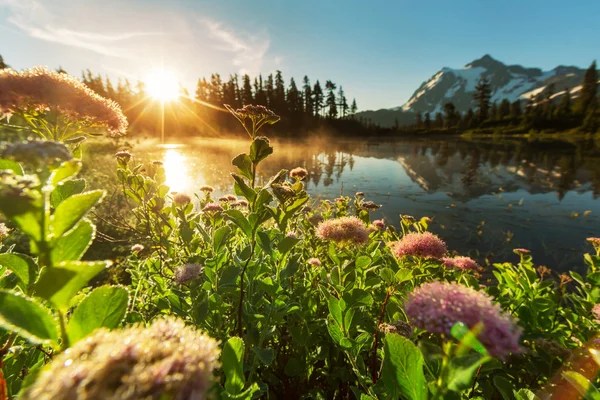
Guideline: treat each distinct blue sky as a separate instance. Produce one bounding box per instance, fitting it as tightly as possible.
[0,0,598,111]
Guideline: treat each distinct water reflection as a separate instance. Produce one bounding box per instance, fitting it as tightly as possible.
[139,137,600,272]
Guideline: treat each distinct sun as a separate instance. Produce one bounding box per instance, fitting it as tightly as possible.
[145,68,179,101]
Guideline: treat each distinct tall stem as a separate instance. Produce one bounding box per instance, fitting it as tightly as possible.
[370,288,392,382]
[237,243,255,337]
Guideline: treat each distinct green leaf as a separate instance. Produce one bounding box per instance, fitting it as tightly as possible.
[0,290,58,344]
[0,253,38,287]
[343,289,374,309]
[222,337,245,395]
[232,153,253,180]
[278,236,300,255]
[213,226,232,253]
[447,353,488,392]
[67,285,129,344]
[50,190,104,237]
[252,347,275,366]
[355,255,371,270]
[562,371,600,400]
[51,218,95,263]
[0,159,23,175]
[49,160,81,187]
[249,136,273,164]
[451,322,488,356]
[493,375,514,400]
[381,333,427,400]
[232,173,256,202]
[34,261,109,310]
[224,209,252,238]
[514,389,540,400]
[50,178,86,208]
[327,296,344,328]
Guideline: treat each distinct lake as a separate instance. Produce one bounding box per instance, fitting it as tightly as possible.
[132,136,600,273]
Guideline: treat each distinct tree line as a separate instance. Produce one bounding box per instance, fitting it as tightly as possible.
[408,61,599,133]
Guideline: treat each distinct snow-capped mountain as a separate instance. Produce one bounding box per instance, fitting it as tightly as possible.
[396,54,586,115]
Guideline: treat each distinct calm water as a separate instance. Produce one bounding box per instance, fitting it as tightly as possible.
[133,136,600,273]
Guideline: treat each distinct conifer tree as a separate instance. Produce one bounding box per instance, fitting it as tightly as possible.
[302,76,313,116]
[424,112,431,130]
[241,74,253,105]
[474,77,492,122]
[325,80,337,118]
[266,74,275,109]
[255,75,267,106]
[499,99,510,120]
[350,99,358,116]
[577,61,598,115]
[312,81,324,117]
[287,78,303,115]
[0,54,8,69]
[415,112,423,128]
[510,100,522,120]
[435,112,443,128]
[557,87,571,117]
[274,70,286,114]
[443,102,458,128]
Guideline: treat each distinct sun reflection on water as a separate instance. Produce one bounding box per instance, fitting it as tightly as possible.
[162,145,193,193]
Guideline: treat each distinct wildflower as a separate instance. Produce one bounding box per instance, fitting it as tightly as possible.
[559,273,573,287]
[360,201,381,211]
[272,183,295,200]
[308,214,324,226]
[513,248,531,255]
[372,219,385,229]
[307,258,321,267]
[173,193,191,206]
[537,265,551,279]
[174,264,202,284]
[152,160,164,166]
[286,231,298,239]
[290,167,308,180]
[441,256,478,270]
[593,304,600,320]
[405,282,521,359]
[131,244,144,253]
[21,317,219,400]
[356,192,365,197]
[401,214,416,223]
[316,216,370,246]
[231,200,249,208]
[2,140,72,168]
[226,194,237,201]
[199,185,214,193]
[0,67,127,135]
[391,232,447,259]
[218,196,230,202]
[234,104,279,121]
[115,150,132,164]
[202,203,224,213]
[378,321,413,337]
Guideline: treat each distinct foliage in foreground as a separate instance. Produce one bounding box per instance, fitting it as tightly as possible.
[0,68,600,399]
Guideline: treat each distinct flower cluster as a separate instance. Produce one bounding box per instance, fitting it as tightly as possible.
[592,304,600,320]
[234,104,279,121]
[360,201,380,211]
[202,202,224,213]
[199,185,214,193]
[316,216,370,246]
[22,317,219,400]
[131,244,144,253]
[378,321,413,337]
[372,219,385,230]
[0,67,127,135]
[173,193,192,205]
[174,263,202,284]
[2,140,72,168]
[405,282,522,359]
[390,232,447,259]
[307,257,321,267]
[441,256,478,270]
[289,167,308,180]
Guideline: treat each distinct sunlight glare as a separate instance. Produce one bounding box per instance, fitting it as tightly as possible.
[163,147,192,193]
[145,68,179,101]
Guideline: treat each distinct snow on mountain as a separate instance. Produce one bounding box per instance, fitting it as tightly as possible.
[396,55,586,115]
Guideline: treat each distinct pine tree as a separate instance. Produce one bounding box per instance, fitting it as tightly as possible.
[241,74,253,105]
[577,61,598,115]
[557,87,571,117]
[274,70,286,114]
[474,77,492,122]
[337,86,348,117]
[312,81,324,117]
[498,99,510,120]
[266,74,275,109]
[209,74,223,105]
[415,112,423,128]
[424,112,431,130]
[489,101,498,121]
[0,54,8,69]
[325,80,337,118]
[393,118,400,131]
[255,75,267,106]
[443,102,458,128]
[350,99,358,116]
[510,100,522,120]
[302,76,313,116]
[56,66,67,74]
[287,78,303,115]
[105,76,117,100]
[435,112,444,128]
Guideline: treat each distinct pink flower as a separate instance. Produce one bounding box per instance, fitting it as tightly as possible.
[442,256,478,270]
[226,195,237,201]
[290,167,308,180]
[174,264,202,284]
[587,238,600,247]
[391,232,447,259]
[592,304,600,320]
[316,216,369,246]
[286,231,298,239]
[372,219,385,229]
[307,258,321,267]
[173,193,191,205]
[405,282,521,359]
[0,67,127,135]
[199,185,214,193]
[513,248,531,255]
[131,244,144,253]
[202,203,224,213]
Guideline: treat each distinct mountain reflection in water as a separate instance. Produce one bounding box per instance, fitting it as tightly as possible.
[136,137,600,273]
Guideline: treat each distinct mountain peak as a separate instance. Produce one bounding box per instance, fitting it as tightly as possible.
[466,54,504,69]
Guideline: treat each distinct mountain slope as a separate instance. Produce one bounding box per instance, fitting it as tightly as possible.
[359,55,589,126]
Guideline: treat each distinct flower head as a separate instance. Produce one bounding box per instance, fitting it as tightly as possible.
[173,193,191,206]
[513,248,531,255]
[316,216,369,246]
[391,232,447,259]
[360,201,381,211]
[2,140,72,168]
[356,192,365,197]
[587,238,600,247]
[401,214,416,223]
[234,104,279,121]
[290,167,308,180]
[231,200,249,208]
[286,231,298,239]
[405,282,521,359]
[115,150,132,165]
[372,219,385,229]
[593,304,600,320]
[199,185,214,193]
[0,67,127,135]
[441,256,478,270]
[202,202,224,213]
[226,194,237,201]
[218,196,229,202]
[21,317,219,400]
[131,244,144,253]
[174,264,202,284]
[307,257,321,267]
[0,223,8,239]
[378,321,413,337]
[152,160,164,166]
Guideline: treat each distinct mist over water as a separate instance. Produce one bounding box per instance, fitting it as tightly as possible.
[135,136,600,273]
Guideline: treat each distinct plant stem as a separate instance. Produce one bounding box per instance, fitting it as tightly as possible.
[237,243,255,337]
[57,310,70,351]
[370,288,392,382]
